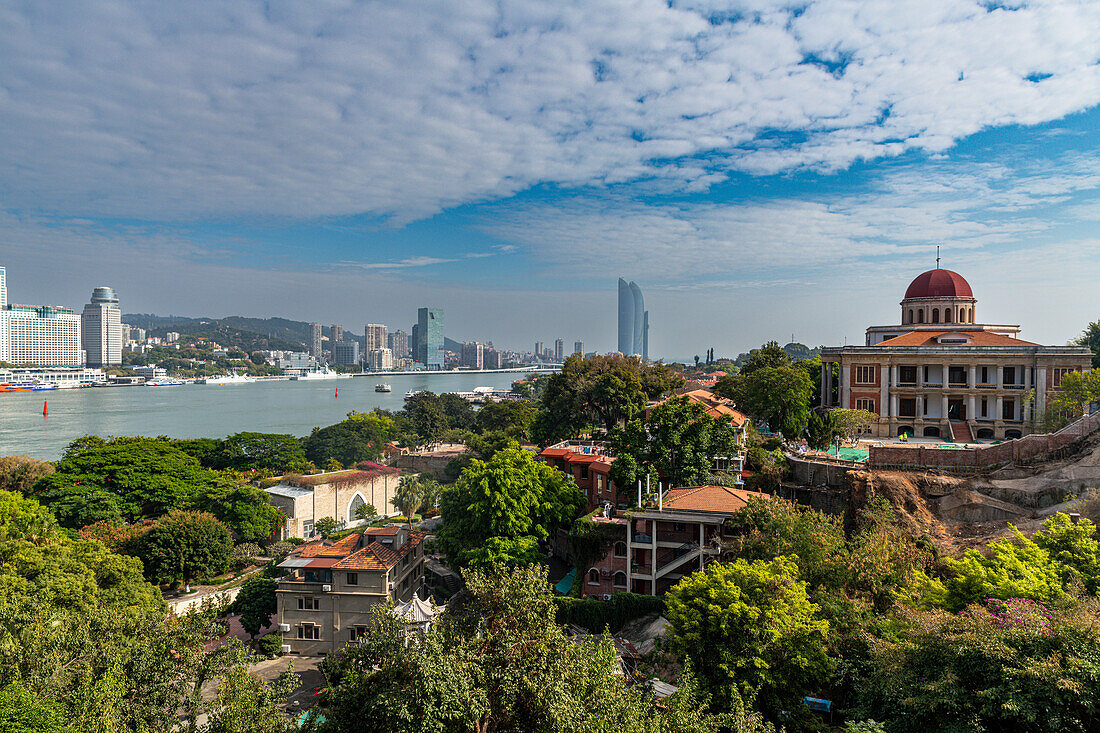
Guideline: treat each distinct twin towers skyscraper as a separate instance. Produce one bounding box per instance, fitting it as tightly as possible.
[617,278,648,360]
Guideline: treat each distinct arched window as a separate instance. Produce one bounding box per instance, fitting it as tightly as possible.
[945,308,952,323]
[966,308,972,323]
[588,568,600,585]
[918,310,924,323]
[614,542,627,558]
[907,309,914,324]
[613,572,627,588]
[932,309,940,324]
[347,493,366,523]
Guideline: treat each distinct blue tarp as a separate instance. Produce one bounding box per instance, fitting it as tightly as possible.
[554,568,576,595]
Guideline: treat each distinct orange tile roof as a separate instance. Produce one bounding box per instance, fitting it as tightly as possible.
[657,389,748,427]
[332,530,426,572]
[876,330,1039,347]
[662,485,770,514]
[297,532,362,557]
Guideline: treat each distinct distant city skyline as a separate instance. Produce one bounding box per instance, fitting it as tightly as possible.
[1,3,1098,357]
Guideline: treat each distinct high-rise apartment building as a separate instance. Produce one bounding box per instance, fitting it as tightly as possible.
[387,329,409,360]
[485,348,502,369]
[460,341,484,370]
[616,278,648,358]
[7,305,82,366]
[0,267,8,362]
[574,340,584,356]
[333,340,359,365]
[365,324,386,354]
[554,338,564,361]
[534,341,544,359]
[81,287,122,367]
[331,324,343,345]
[309,323,322,358]
[416,308,444,369]
[368,348,393,371]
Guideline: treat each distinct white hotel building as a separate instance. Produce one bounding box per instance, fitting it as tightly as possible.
[0,266,84,367]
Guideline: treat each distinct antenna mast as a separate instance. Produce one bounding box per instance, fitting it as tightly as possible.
[936,245,941,269]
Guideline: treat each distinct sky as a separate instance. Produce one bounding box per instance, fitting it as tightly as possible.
[1,0,1098,360]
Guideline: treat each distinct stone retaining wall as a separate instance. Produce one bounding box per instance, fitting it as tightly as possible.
[868,411,1100,471]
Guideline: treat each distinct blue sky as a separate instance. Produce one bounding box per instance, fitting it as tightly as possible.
[1,0,1098,359]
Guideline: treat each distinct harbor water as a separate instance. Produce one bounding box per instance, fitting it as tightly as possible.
[0,372,531,460]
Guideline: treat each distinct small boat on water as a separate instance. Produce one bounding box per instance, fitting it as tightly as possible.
[375,384,392,393]
[405,389,425,399]
[0,383,31,393]
[30,382,58,391]
[145,376,185,387]
[197,373,255,385]
[292,368,340,381]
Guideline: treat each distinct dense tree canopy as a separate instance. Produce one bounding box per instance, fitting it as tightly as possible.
[231,576,278,640]
[531,354,682,445]
[0,455,54,495]
[306,564,761,733]
[132,510,233,588]
[392,473,442,519]
[666,557,831,715]
[303,410,396,467]
[212,432,308,472]
[1072,318,1100,369]
[609,397,742,494]
[714,361,814,439]
[439,448,585,569]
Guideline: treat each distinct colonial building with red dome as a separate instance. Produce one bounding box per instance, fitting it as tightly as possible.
[820,268,1091,442]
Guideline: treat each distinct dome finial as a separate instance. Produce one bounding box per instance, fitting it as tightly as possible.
[936,244,940,269]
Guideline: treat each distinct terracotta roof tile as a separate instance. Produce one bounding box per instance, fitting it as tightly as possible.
[332,530,426,571]
[662,485,770,514]
[876,330,1038,347]
[655,389,749,427]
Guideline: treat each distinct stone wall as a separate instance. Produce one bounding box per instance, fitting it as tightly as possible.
[868,411,1100,471]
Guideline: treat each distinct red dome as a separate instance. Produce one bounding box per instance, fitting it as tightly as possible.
[904,269,973,299]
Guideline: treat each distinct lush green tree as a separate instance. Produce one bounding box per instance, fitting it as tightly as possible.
[725,496,848,590]
[475,400,536,436]
[714,362,814,439]
[736,341,793,374]
[0,455,55,495]
[303,410,396,466]
[403,392,449,444]
[805,409,842,449]
[215,432,307,472]
[853,600,1100,733]
[436,392,477,431]
[438,448,585,569]
[354,501,377,522]
[314,516,339,539]
[1044,369,1100,428]
[1032,512,1100,594]
[465,430,522,461]
[203,665,298,733]
[392,473,442,519]
[665,557,831,714]
[609,397,741,492]
[1072,319,1100,369]
[0,680,72,733]
[935,527,1066,611]
[32,436,249,529]
[308,563,754,733]
[531,354,683,445]
[231,576,278,640]
[133,510,233,589]
[200,481,284,543]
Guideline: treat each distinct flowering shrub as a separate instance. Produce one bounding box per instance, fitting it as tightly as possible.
[975,597,1053,635]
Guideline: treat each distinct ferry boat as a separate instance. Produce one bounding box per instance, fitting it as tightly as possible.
[30,382,58,391]
[405,389,425,399]
[375,383,392,392]
[197,373,255,385]
[0,383,31,393]
[292,368,340,381]
[145,376,185,387]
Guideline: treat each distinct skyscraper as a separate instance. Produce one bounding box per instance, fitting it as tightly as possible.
[460,341,484,369]
[554,338,564,361]
[617,278,634,355]
[81,286,122,367]
[387,329,409,359]
[417,307,444,369]
[629,281,644,356]
[365,324,386,353]
[333,340,359,365]
[617,278,647,357]
[309,323,322,358]
[574,340,583,356]
[642,311,649,361]
[0,267,9,362]
[534,341,544,358]
[330,324,343,345]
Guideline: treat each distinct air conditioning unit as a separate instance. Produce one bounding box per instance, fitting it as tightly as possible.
[601,594,612,601]
[281,645,292,654]
[278,623,290,633]
[388,581,395,591]
[322,584,332,592]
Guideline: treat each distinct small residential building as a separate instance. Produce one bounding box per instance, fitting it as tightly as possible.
[264,467,401,540]
[581,485,769,598]
[820,268,1093,441]
[275,525,427,654]
[539,440,618,513]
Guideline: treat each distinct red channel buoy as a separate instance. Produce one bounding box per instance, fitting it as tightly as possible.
[43,400,48,417]
[335,387,339,399]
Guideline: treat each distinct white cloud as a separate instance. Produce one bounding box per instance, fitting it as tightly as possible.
[1,0,1098,221]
